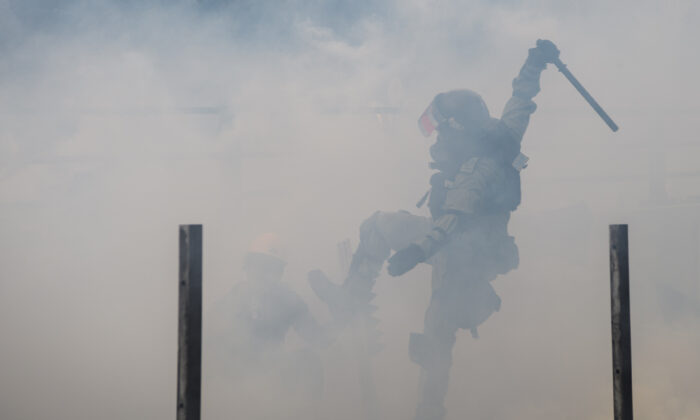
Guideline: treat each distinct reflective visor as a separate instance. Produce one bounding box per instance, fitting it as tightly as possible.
[417,101,446,137]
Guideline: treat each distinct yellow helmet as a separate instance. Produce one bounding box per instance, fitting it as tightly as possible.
[245,233,286,277]
[248,232,285,261]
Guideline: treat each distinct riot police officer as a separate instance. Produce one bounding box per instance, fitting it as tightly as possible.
[311,40,560,420]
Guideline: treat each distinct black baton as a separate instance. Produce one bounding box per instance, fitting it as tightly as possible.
[552,57,619,132]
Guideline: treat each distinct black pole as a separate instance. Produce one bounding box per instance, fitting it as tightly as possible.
[609,224,633,420]
[552,57,619,132]
[177,225,203,420]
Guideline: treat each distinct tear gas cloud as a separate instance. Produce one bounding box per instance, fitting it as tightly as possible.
[1,1,699,419]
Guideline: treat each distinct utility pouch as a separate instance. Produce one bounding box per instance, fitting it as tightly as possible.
[512,152,529,171]
[428,172,448,218]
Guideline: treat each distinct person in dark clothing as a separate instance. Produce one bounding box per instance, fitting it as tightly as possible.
[206,233,327,419]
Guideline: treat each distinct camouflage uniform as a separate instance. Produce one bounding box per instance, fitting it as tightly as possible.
[325,44,554,420]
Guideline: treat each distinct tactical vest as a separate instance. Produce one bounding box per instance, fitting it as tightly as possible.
[427,162,521,220]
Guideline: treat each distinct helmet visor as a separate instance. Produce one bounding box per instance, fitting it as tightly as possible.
[417,100,446,137]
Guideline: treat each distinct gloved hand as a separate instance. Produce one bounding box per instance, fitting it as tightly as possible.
[387,244,426,276]
[529,39,560,65]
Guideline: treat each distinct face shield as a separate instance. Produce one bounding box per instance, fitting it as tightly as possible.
[417,99,465,137]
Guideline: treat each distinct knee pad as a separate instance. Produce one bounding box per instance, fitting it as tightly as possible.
[357,211,391,262]
[347,212,392,284]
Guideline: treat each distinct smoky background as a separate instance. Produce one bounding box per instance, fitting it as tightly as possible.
[1,0,699,419]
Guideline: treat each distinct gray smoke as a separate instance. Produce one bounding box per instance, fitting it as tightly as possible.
[1,0,699,419]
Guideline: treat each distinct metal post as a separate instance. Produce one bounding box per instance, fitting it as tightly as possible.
[177,225,203,420]
[609,224,633,420]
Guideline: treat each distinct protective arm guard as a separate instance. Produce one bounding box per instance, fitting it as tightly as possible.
[387,213,460,276]
[417,213,460,260]
[501,48,547,144]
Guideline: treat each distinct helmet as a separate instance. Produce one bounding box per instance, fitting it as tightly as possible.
[248,232,285,261]
[245,233,286,277]
[418,89,490,137]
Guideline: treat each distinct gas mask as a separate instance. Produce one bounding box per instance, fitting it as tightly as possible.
[419,90,491,168]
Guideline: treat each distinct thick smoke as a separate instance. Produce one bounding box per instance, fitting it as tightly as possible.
[1,1,699,419]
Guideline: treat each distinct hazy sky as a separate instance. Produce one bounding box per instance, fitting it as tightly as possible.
[1,1,699,419]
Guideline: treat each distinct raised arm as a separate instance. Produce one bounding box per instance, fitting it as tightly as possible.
[501,39,560,144]
[386,41,559,277]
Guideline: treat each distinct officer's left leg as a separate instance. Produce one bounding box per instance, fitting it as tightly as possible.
[409,253,503,420]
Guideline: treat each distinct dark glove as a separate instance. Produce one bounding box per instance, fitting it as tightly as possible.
[528,39,560,65]
[387,244,426,277]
